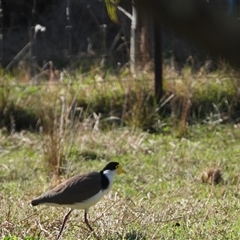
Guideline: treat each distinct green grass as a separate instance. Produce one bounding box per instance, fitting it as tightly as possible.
[1,124,240,239]
[1,66,240,239]
[0,66,239,133]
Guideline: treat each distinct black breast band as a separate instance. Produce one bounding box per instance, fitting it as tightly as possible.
[100,172,109,190]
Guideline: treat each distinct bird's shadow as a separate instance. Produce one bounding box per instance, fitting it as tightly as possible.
[107,230,146,240]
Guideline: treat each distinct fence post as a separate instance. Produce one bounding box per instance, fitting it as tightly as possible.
[153,20,162,103]
[30,0,37,83]
[66,0,72,57]
[0,0,2,66]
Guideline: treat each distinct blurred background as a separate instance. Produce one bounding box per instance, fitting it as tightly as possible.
[3,0,240,73]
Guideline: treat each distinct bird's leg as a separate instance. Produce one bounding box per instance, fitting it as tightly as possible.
[84,210,100,239]
[84,210,94,232]
[56,209,73,240]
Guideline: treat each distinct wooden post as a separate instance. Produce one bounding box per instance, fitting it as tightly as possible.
[0,0,2,65]
[153,20,162,103]
[130,1,137,74]
[30,0,37,82]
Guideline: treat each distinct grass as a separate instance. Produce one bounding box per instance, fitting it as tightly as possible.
[1,65,240,239]
[0,65,239,133]
[1,123,240,239]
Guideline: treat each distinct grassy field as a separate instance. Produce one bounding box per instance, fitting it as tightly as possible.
[0,67,240,239]
[1,123,240,240]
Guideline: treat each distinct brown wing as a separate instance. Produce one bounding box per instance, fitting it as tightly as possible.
[31,171,101,205]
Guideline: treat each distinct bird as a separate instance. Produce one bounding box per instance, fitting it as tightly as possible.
[31,162,126,239]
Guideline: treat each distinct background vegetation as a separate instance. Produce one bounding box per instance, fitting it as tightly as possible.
[0,64,240,239]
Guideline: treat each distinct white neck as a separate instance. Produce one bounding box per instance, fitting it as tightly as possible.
[103,169,117,193]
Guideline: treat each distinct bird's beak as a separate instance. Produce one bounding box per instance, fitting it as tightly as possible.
[118,165,127,175]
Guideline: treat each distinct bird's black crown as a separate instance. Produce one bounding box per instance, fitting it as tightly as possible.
[101,162,119,171]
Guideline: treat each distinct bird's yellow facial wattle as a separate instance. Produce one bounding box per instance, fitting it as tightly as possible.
[117,164,126,175]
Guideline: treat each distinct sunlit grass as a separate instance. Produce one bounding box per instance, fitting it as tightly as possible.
[1,123,240,239]
[0,65,239,132]
[1,65,240,239]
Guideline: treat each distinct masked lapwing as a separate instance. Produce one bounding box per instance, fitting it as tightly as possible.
[31,162,126,239]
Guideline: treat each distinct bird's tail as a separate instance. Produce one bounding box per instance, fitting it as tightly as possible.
[31,198,41,206]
